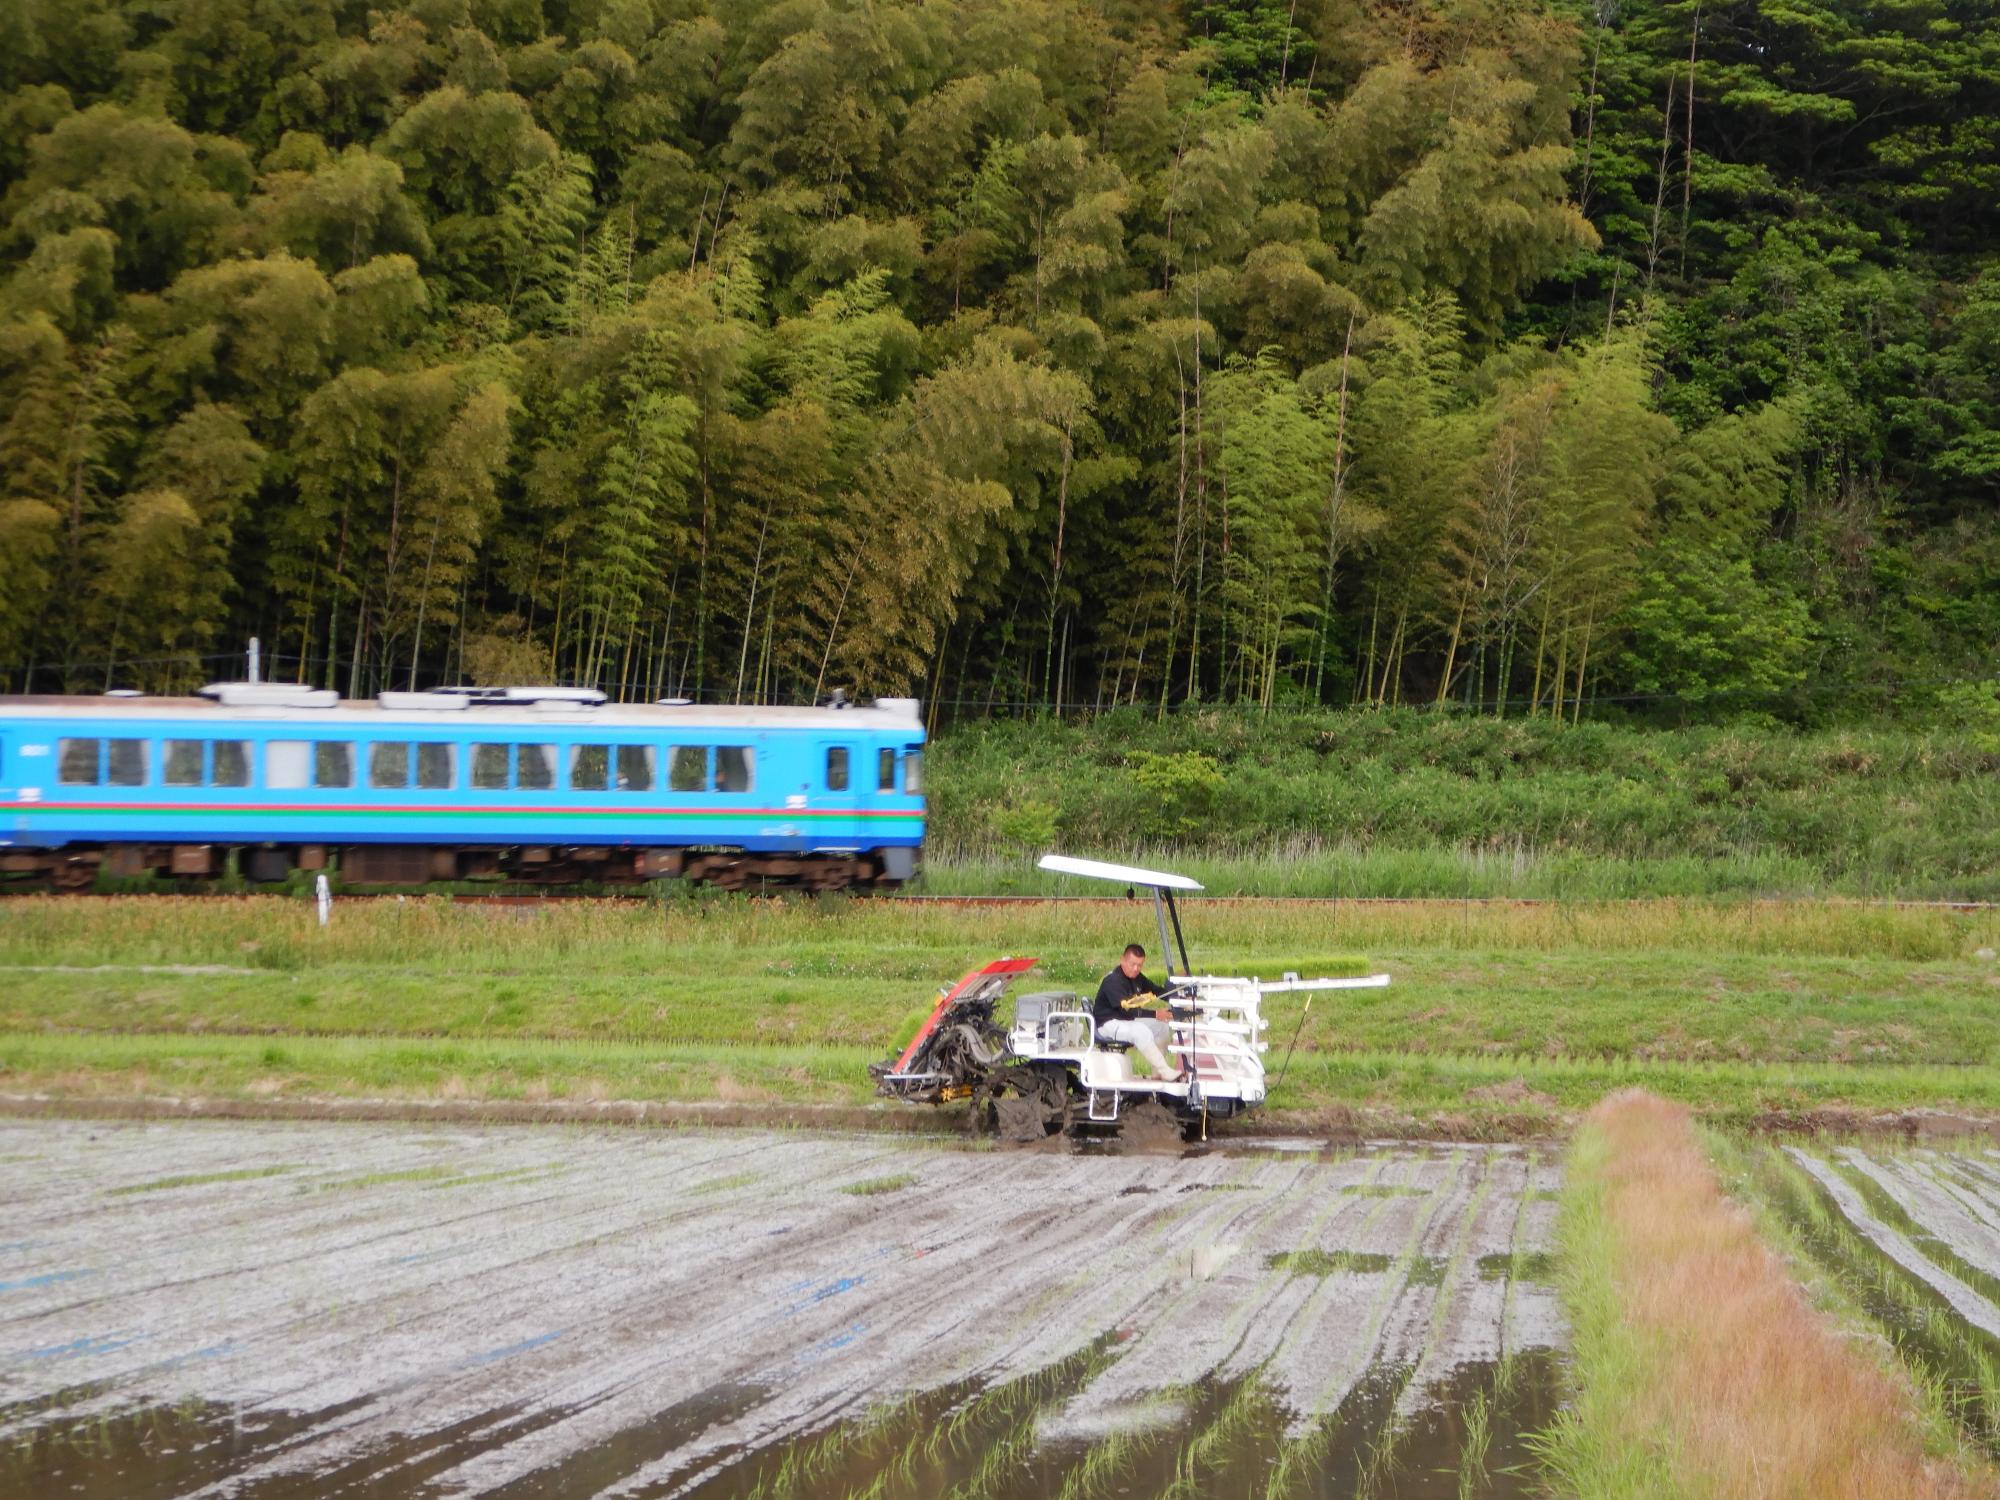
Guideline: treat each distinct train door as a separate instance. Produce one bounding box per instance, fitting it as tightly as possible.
[818,741,856,810]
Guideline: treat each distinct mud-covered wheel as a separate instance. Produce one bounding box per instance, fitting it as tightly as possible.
[1117,1098,1184,1150]
[992,1094,1045,1141]
[980,1065,1067,1141]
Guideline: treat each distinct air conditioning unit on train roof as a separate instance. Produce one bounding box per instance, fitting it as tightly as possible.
[377,691,470,711]
[197,682,340,708]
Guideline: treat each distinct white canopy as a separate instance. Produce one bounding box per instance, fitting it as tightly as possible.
[1037,854,1204,892]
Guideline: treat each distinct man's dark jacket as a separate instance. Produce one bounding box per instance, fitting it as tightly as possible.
[1092,968,1162,1029]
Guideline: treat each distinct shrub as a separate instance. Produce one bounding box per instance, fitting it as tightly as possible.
[1126,749,1224,838]
[990,798,1059,850]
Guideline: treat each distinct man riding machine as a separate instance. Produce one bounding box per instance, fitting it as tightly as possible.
[872,856,1390,1139]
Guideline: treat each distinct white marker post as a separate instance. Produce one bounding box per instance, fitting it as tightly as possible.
[315,872,332,928]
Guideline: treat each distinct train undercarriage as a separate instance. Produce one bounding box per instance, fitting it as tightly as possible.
[0,843,904,893]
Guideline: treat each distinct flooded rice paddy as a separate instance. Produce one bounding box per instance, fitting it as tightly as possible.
[1740,1139,2000,1458]
[1,1119,1565,1497]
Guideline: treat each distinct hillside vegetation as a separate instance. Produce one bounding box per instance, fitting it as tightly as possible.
[1,0,1995,725]
[927,711,2000,899]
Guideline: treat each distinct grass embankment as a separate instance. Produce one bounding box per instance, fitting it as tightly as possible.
[3,896,1998,1127]
[1543,1091,1995,1498]
[927,709,2000,900]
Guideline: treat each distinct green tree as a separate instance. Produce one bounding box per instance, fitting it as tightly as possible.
[1621,542,1811,709]
[7,103,248,292]
[282,363,513,693]
[1209,347,1336,707]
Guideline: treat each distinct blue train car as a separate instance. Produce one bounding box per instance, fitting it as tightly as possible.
[0,684,925,890]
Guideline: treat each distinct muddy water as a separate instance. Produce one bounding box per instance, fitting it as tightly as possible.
[0,1120,1567,1496]
[667,1350,1565,1500]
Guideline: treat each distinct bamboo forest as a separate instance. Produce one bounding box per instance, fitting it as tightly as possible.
[0,0,1995,722]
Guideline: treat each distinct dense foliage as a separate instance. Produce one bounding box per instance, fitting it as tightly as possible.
[1,0,1994,722]
[928,709,2000,897]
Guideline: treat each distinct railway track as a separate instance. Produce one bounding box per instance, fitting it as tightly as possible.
[2,887,1994,910]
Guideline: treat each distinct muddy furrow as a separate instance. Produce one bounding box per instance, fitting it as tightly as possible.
[607,1156,1314,1496]
[1031,1163,1366,1445]
[1,1127,852,1423]
[206,1143,1066,1489]
[1253,1152,1476,1434]
[1,1122,1570,1498]
[296,1147,1258,1492]
[1785,1148,2000,1339]
[958,1147,1394,1392]
[1850,1152,2000,1286]
[1919,1152,2000,1235]
[4,1133,888,1452]
[1395,1150,1526,1411]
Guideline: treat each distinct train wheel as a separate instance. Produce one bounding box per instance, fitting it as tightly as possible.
[804,861,854,892]
[50,856,97,892]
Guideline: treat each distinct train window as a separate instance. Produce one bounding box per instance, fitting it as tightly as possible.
[314,741,353,789]
[570,743,610,791]
[416,743,454,790]
[877,747,896,791]
[165,740,205,786]
[826,747,850,791]
[903,749,923,794]
[716,746,754,793]
[107,739,146,786]
[213,741,250,787]
[471,743,509,790]
[267,741,310,789]
[519,744,556,791]
[369,742,410,789]
[58,738,100,784]
[615,745,654,792]
[668,745,705,792]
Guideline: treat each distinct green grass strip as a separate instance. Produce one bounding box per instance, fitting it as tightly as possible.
[1531,1118,1683,1498]
[106,1164,299,1195]
[839,1173,917,1196]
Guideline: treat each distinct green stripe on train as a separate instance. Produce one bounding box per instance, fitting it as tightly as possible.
[21,808,922,826]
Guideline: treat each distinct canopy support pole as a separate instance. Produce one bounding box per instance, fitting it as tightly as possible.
[1164,889,1192,976]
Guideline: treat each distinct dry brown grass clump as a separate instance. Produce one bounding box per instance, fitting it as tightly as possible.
[1588,1089,1993,1498]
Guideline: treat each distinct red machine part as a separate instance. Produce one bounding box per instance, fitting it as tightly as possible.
[890,956,1038,1074]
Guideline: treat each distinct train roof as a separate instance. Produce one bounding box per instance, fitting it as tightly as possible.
[0,686,925,733]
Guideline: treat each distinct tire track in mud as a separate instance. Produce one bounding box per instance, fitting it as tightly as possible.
[0,1121,1568,1497]
[1261,1152,1474,1437]
[1022,1155,1379,1447]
